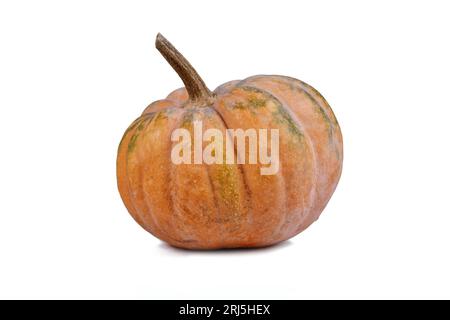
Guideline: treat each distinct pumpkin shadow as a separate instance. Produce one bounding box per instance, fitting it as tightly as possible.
[157,240,293,256]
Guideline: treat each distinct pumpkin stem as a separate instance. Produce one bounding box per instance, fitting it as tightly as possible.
[155,33,215,107]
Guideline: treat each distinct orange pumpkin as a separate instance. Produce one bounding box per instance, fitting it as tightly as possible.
[117,34,343,249]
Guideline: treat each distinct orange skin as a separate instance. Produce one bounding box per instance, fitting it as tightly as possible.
[117,75,343,249]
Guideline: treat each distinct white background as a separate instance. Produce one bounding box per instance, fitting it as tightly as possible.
[0,0,449,299]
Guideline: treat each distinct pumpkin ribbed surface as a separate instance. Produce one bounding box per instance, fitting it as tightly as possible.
[117,34,342,249]
[117,73,342,249]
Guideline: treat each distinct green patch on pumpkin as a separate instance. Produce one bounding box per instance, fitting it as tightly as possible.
[216,164,240,219]
[301,89,334,143]
[248,96,266,108]
[127,133,139,153]
[232,101,246,109]
[272,76,336,145]
[272,103,304,142]
[238,84,305,143]
[126,113,155,154]
[153,111,168,123]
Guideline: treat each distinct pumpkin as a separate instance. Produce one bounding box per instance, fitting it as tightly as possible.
[117,33,343,249]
